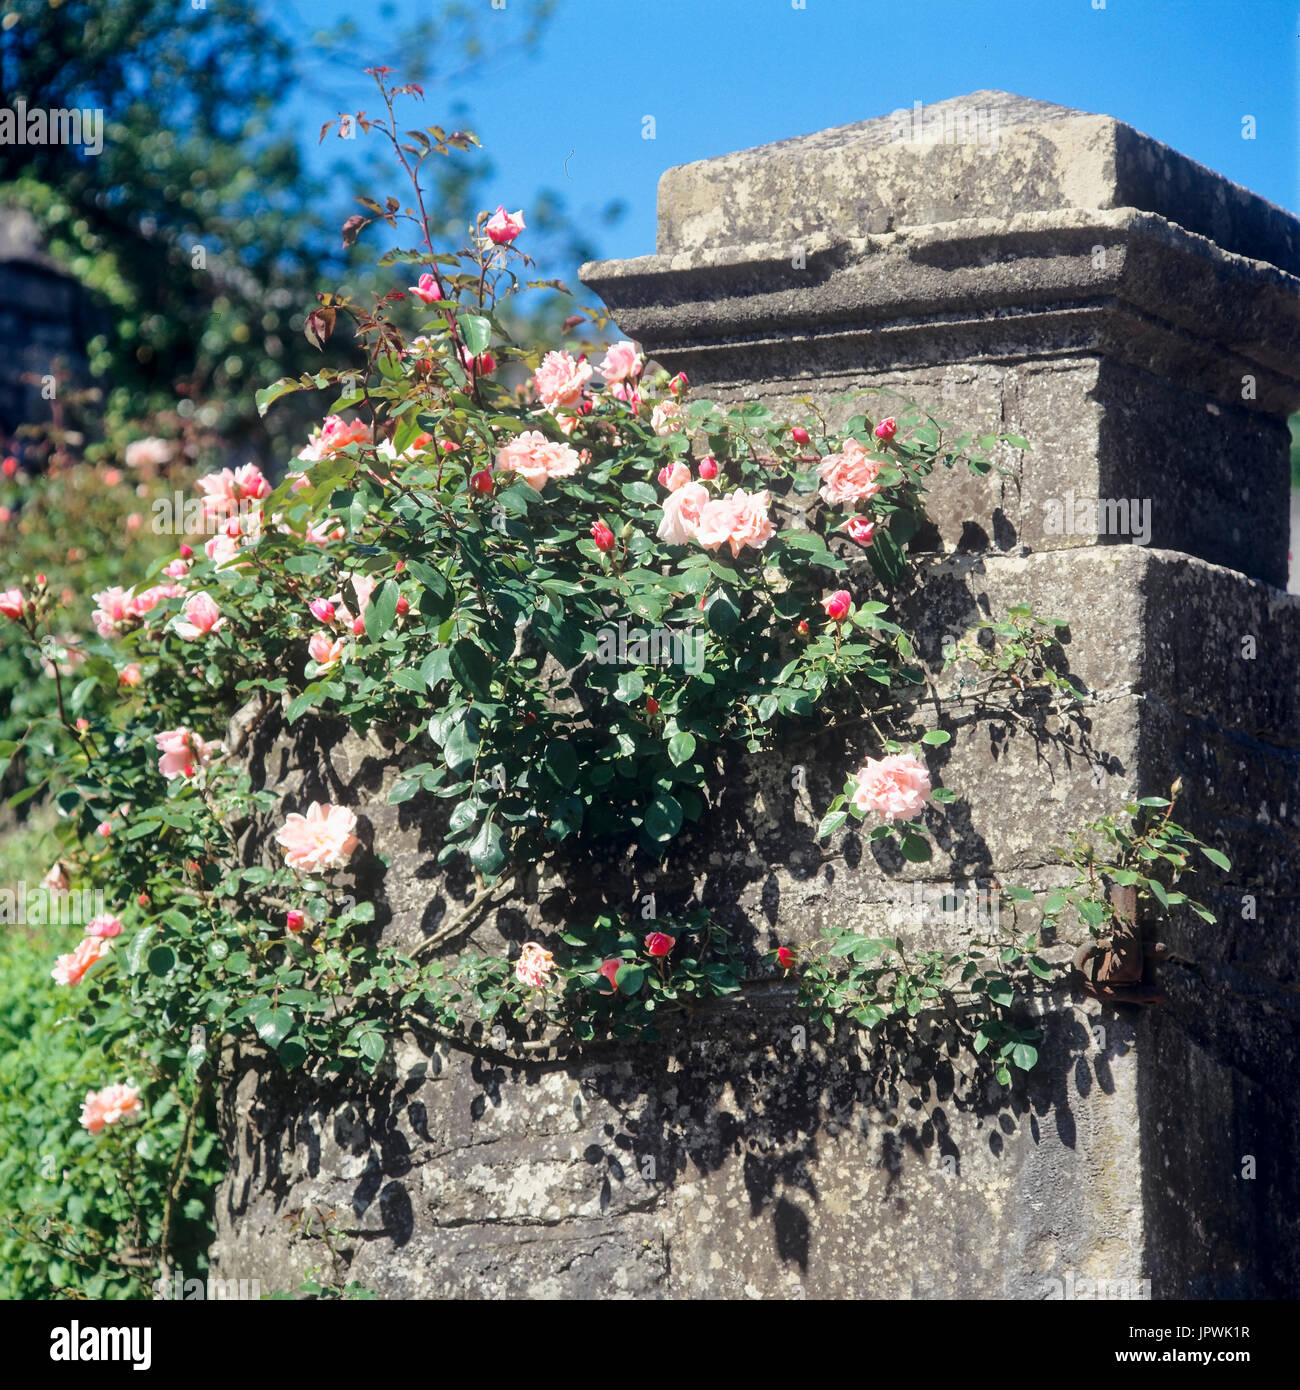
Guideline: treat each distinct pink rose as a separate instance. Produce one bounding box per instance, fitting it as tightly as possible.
[874,417,898,441]
[51,934,112,987]
[533,350,593,412]
[657,481,710,545]
[42,862,71,893]
[844,516,876,547]
[724,488,775,557]
[650,400,683,436]
[173,592,226,641]
[286,909,306,933]
[590,521,616,552]
[308,631,346,669]
[85,914,124,939]
[850,753,933,823]
[119,663,143,687]
[80,1083,142,1135]
[598,340,643,384]
[125,437,173,469]
[309,598,336,624]
[409,272,443,304]
[155,726,222,780]
[298,415,369,463]
[274,801,360,873]
[817,438,884,506]
[494,430,583,491]
[657,460,692,492]
[514,941,555,989]
[697,456,719,480]
[484,206,525,244]
[90,586,136,638]
[644,931,674,958]
[0,587,24,621]
[822,590,852,622]
[694,495,737,552]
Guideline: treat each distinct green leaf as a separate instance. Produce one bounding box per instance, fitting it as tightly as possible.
[614,671,644,703]
[459,314,491,356]
[146,945,176,977]
[468,819,507,876]
[450,639,493,699]
[1012,1043,1039,1072]
[920,729,950,746]
[253,1008,294,1049]
[705,591,739,636]
[645,793,683,843]
[1199,846,1231,872]
[544,739,580,788]
[443,719,479,775]
[667,731,696,766]
[817,809,848,839]
[616,964,647,994]
[366,580,399,639]
[899,833,931,863]
[358,1031,387,1064]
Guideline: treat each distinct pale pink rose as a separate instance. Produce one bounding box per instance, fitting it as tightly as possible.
[204,533,242,567]
[0,587,24,620]
[514,942,555,990]
[817,438,884,506]
[484,206,525,244]
[657,481,710,545]
[598,340,643,384]
[103,468,124,487]
[658,460,692,492]
[493,430,582,491]
[348,572,377,618]
[308,632,346,670]
[162,558,191,580]
[79,1083,142,1135]
[85,914,124,939]
[120,662,143,687]
[274,801,360,873]
[91,586,137,638]
[173,592,226,641]
[724,488,776,556]
[42,862,71,893]
[155,727,222,780]
[533,351,593,412]
[51,934,112,987]
[125,437,173,469]
[298,415,369,462]
[694,495,738,552]
[651,400,683,436]
[309,598,336,624]
[850,753,933,823]
[130,584,183,622]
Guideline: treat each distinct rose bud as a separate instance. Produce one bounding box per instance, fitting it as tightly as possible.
[791,426,810,446]
[440,439,459,453]
[777,946,797,970]
[590,521,616,551]
[138,893,150,908]
[286,910,306,933]
[697,456,719,480]
[1,456,16,477]
[179,544,194,560]
[470,470,494,494]
[874,417,897,441]
[598,959,622,993]
[796,619,810,635]
[395,595,410,617]
[668,372,688,395]
[844,516,876,547]
[821,590,853,622]
[645,696,660,715]
[309,599,336,624]
[351,616,365,636]
[644,931,674,958]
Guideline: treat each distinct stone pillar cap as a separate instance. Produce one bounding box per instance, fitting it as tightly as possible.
[645,90,1300,276]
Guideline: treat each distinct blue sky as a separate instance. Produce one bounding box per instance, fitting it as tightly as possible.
[277,0,1299,269]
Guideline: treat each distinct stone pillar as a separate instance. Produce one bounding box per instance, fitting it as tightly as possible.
[212,94,1300,1299]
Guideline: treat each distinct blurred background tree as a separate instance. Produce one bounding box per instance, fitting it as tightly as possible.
[0,0,620,462]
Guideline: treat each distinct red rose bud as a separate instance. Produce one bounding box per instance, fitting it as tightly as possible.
[668,372,688,395]
[475,351,497,376]
[179,544,194,560]
[845,516,876,547]
[644,931,674,958]
[796,619,810,635]
[590,520,616,551]
[697,456,719,480]
[791,426,810,446]
[286,910,306,933]
[395,595,410,616]
[440,439,459,453]
[1,456,16,477]
[822,590,853,622]
[598,958,622,993]
[645,696,660,715]
[777,946,796,970]
[470,470,494,494]
[138,893,150,908]
[873,417,897,441]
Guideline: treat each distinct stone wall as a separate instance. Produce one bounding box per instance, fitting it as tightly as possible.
[211,94,1300,1299]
